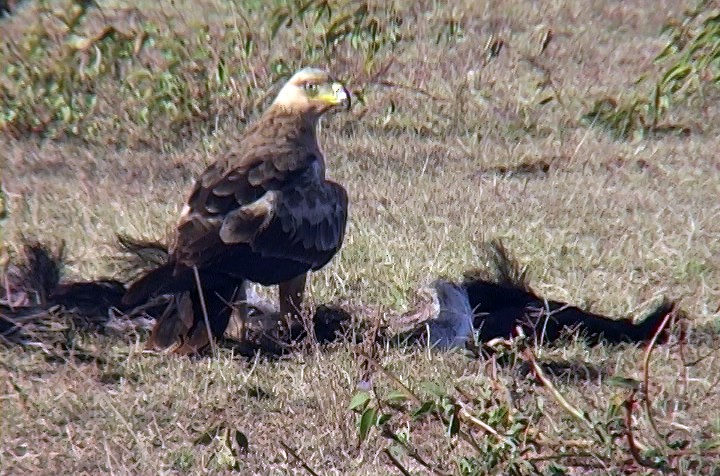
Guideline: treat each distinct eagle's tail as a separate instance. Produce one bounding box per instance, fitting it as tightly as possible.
[122,262,188,307]
[122,261,239,308]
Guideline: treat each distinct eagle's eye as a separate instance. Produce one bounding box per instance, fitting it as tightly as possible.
[304,82,319,92]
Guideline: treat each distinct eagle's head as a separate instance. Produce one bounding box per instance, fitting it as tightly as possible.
[272,68,351,116]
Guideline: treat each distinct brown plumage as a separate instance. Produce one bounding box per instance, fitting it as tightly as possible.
[123,68,351,353]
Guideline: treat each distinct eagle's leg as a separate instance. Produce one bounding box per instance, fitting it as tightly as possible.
[224,280,248,342]
[279,273,307,322]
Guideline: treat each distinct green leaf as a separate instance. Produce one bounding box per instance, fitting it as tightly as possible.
[194,425,222,445]
[538,95,554,105]
[386,390,409,403]
[359,407,377,441]
[447,411,460,437]
[655,43,678,63]
[349,391,371,411]
[411,401,435,419]
[232,429,249,453]
[297,0,315,17]
[377,413,392,425]
[420,381,445,398]
[661,63,692,88]
[270,9,289,38]
[67,34,93,51]
[326,13,352,37]
[606,376,642,390]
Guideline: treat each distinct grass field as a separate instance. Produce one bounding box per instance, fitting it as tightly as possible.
[2,0,720,474]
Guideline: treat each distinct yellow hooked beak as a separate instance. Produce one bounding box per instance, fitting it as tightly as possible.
[317,81,351,111]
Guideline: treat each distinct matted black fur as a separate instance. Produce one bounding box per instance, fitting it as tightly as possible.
[461,241,675,346]
[0,241,140,344]
[1,238,679,353]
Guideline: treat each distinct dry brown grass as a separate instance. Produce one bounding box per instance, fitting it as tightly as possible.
[2,0,720,474]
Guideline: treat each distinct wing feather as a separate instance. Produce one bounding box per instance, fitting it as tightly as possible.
[251,178,348,269]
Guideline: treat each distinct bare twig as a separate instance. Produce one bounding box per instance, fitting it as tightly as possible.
[455,400,516,449]
[279,441,320,476]
[192,265,216,357]
[684,341,720,367]
[367,58,395,84]
[380,428,448,476]
[624,391,667,470]
[527,451,599,462]
[642,309,675,446]
[523,349,602,439]
[384,448,413,476]
[373,80,452,103]
[700,365,720,400]
[677,314,690,399]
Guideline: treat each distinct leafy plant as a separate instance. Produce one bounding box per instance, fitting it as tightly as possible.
[267,0,404,103]
[270,0,402,67]
[584,0,719,139]
[349,356,541,475]
[193,423,249,471]
[0,0,406,145]
[1,0,101,137]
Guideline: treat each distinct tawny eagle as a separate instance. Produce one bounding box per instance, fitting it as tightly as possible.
[123,68,350,353]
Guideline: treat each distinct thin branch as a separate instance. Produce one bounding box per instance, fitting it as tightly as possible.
[624,391,667,470]
[279,441,320,476]
[365,353,503,455]
[524,349,593,430]
[373,80,452,103]
[642,308,675,446]
[192,265,216,357]
[384,448,413,476]
[455,400,516,449]
[380,428,448,476]
[684,340,720,367]
[527,451,599,463]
